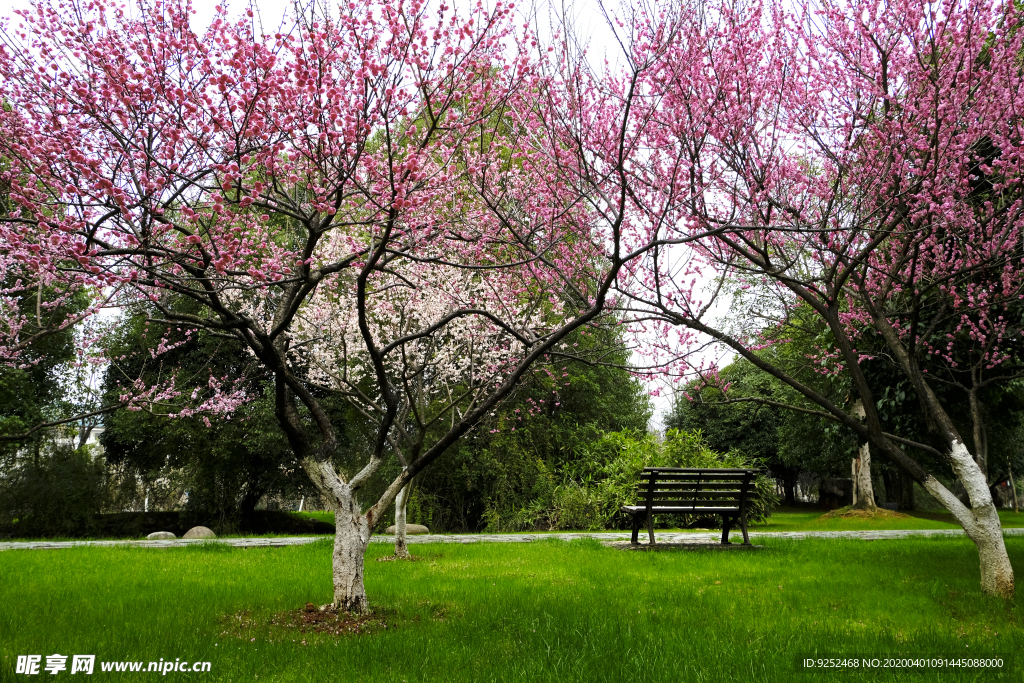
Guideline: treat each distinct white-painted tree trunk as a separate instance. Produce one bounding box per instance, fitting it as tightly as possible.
[331,493,371,613]
[1010,469,1019,514]
[859,311,1016,595]
[296,453,412,612]
[851,400,876,510]
[394,481,411,559]
[852,442,877,510]
[921,440,1014,597]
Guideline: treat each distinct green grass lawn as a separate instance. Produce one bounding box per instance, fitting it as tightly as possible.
[750,507,1024,532]
[294,511,334,525]
[1,537,1022,681]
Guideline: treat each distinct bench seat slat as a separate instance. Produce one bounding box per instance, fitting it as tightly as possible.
[643,480,747,485]
[638,480,744,483]
[648,497,743,503]
[626,501,741,507]
[621,505,741,514]
[647,500,744,507]
[647,490,744,496]
[641,468,757,472]
[642,482,746,489]
[644,476,748,480]
[640,469,752,474]
[639,473,749,480]
[649,489,743,495]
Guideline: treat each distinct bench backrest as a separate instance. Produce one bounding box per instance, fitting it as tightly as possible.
[637,467,759,513]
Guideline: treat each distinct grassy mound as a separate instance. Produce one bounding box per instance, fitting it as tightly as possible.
[819,505,910,520]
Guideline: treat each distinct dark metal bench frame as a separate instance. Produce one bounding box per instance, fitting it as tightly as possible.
[620,467,759,545]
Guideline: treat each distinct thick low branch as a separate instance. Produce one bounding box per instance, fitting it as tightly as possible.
[0,404,121,442]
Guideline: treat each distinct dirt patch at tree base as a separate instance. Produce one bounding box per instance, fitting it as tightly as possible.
[375,553,420,562]
[270,603,391,636]
[222,604,392,641]
[819,506,910,520]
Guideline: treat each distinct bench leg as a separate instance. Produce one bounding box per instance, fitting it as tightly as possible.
[647,512,655,546]
[720,516,733,544]
[631,514,641,545]
[740,516,751,545]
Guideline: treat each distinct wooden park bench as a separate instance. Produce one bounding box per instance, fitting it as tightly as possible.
[621,467,759,546]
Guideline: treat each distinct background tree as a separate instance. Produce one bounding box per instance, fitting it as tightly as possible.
[407,323,652,532]
[666,360,797,501]
[98,304,358,526]
[620,0,1024,596]
[0,255,112,537]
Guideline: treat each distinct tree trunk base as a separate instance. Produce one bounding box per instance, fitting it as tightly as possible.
[394,480,411,562]
[921,459,1015,598]
[971,502,1014,598]
[331,497,371,614]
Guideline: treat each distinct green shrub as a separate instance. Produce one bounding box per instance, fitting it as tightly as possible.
[548,483,604,531]
[478,428,779,532]
[0,444,108,538]
[660,429,779,524]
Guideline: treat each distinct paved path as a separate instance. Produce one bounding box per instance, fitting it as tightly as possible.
[2,527,1024,551]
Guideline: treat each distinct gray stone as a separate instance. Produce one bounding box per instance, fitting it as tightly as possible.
[146,531,176,540]
[182,526,216,539]
[384,523,430,535]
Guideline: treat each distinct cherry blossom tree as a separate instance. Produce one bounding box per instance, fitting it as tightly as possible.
[297,261,566,557]
[0,0,730,611]
[620,0,1024,596]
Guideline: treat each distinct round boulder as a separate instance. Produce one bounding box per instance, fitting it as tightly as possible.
[146,531,176,540]
[183,526,217,539]
[384,523,430,535]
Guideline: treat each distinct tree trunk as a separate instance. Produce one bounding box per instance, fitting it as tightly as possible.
[239,485,266,517]
[856,310,1014,596]
[851,400,877,511]
[968,388,989,482]
[331,491,371,613]
[394,480,411,559]
[881,469,896,506]
[77,422,95,450]
[783,476,796,506]
[851,442,877,509]
[899,468,915,511]
[1010,469,1019,514]
[990,484,1005,509]
[920,440,1014,597]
